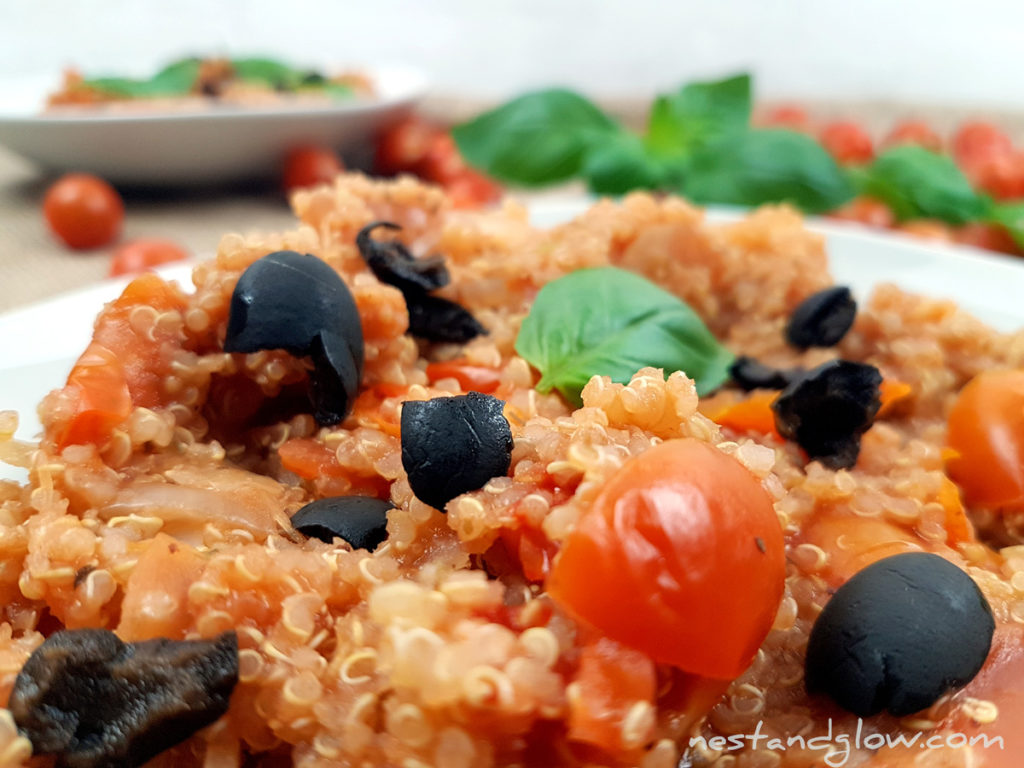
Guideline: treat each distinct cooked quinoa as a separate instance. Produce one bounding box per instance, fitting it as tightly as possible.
[0,174,1022,768]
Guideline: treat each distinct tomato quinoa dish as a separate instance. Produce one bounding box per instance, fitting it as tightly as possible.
[1,174,1023,767]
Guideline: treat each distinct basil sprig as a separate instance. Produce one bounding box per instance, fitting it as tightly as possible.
[454,74,854,213]
[86,57,202,98]
[515,267,734,406]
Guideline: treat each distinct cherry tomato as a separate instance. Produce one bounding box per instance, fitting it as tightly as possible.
[899,219,954,243]
[818,121,874,165]
[829,196,896,229]
[758,104,812,133]
[109,239,190,277]
[881,120,943,153]
[444,169,503,209]
[282,145,344,193]
[425,359,502,393]
[374,115,438,176]
[952,121,1013,170]
[971,152,1024,201]
[947,370,1024,511]
[43,173,124,250]
[546,438,785,680]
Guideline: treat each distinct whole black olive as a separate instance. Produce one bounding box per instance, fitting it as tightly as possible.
[772,359,881,469]
[729,355,804,391]
[401,392,513,510]
[10,629,237,768]
[356,221,450,294]
[225,250,362,361]
[224,250,364,426]
[805,552,994,717]
[786,286,857,348]
[290,496,394,551]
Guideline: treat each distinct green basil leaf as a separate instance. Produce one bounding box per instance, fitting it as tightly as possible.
[231,57,304,90]
[581,133,667,194]
[320,81,355,99]
[988,202,1024,249]
[85,57,200,98]
[681,129,854,213]
[857,146,988,224]
[645,73,751,157]
[515,266,734,406]
[452,89,621,186]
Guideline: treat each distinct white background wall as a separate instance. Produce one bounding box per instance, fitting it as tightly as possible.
[2,0,1023,108]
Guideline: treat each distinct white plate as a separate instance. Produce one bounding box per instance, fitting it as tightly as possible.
[0,66,426,185]
[2,202,1023,480]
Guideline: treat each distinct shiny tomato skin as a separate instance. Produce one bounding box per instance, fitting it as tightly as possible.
[818,121,875,165]
[947,370,1024,510]
[109,239,190,277]
[283,145,344,192]
[881,120,943,153]
[374,115,438,176]
[547,438,785,680]
[43,173,124,250]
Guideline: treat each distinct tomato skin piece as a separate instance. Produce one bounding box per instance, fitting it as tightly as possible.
[547,438,785,680]
[283,145,344,192]
[425,359,502,393]
[947,370,1024,511]
[109,238,190,277]
[43,173,124,250]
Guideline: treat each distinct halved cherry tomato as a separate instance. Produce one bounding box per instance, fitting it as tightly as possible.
[818,121,875,165]
[829,196,896,229]
[109,238,190,277]
[282,145,344,193]
[547,438,785,680]
[952,121,1013,170]
[43,173,124,250]
[947,370,1024,511]
[445,169,502,209]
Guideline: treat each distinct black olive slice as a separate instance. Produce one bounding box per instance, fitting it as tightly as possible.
[805,552,994,717]
[308,329,362,426]
[772,359,881,469]
[9,629,237,768]
[356,221,450,294]
[291,495,394,550]
[729,355,804,391]
[406,293,487,344]
[225,250,363,361]
[401,392,513,510]
[786,286,857,349]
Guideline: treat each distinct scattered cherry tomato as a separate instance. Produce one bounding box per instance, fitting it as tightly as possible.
[829,196,896,229]
[109,239,190,277]
[899,219,954,243]
[952,121,1014,170]
[43,173,124,250]
[416,132,468,184]
[818,121,874,165]
[444,169,503,209]
[374,115,437,176]
[881,120,943,153]
[758,104,812,133]
[947,370,1024,511]
[546,438,785,680]
[970,152,1024,201]
[282,145,344,193]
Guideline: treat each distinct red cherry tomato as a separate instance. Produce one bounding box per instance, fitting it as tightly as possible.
[282,145,344,193]
[953,223,1020,255]
[818,121,874,165]
[374,116,439,176]
[758,104,812,133]
[109,239,190,277]
[546,438,785,680]
[881,120,943,153]
[43,173,124,250]
[971,152,1024,201]
[947,370,1024,511]
[952,121,1013,170]
[444,169,502,209]
[829,196,896,229]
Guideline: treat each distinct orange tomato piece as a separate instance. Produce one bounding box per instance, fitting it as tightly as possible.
[946,370,1024,511]
[425,359,502,394]
[567,637,656,754]
[279,438,345,480]
[547,438,785,680]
